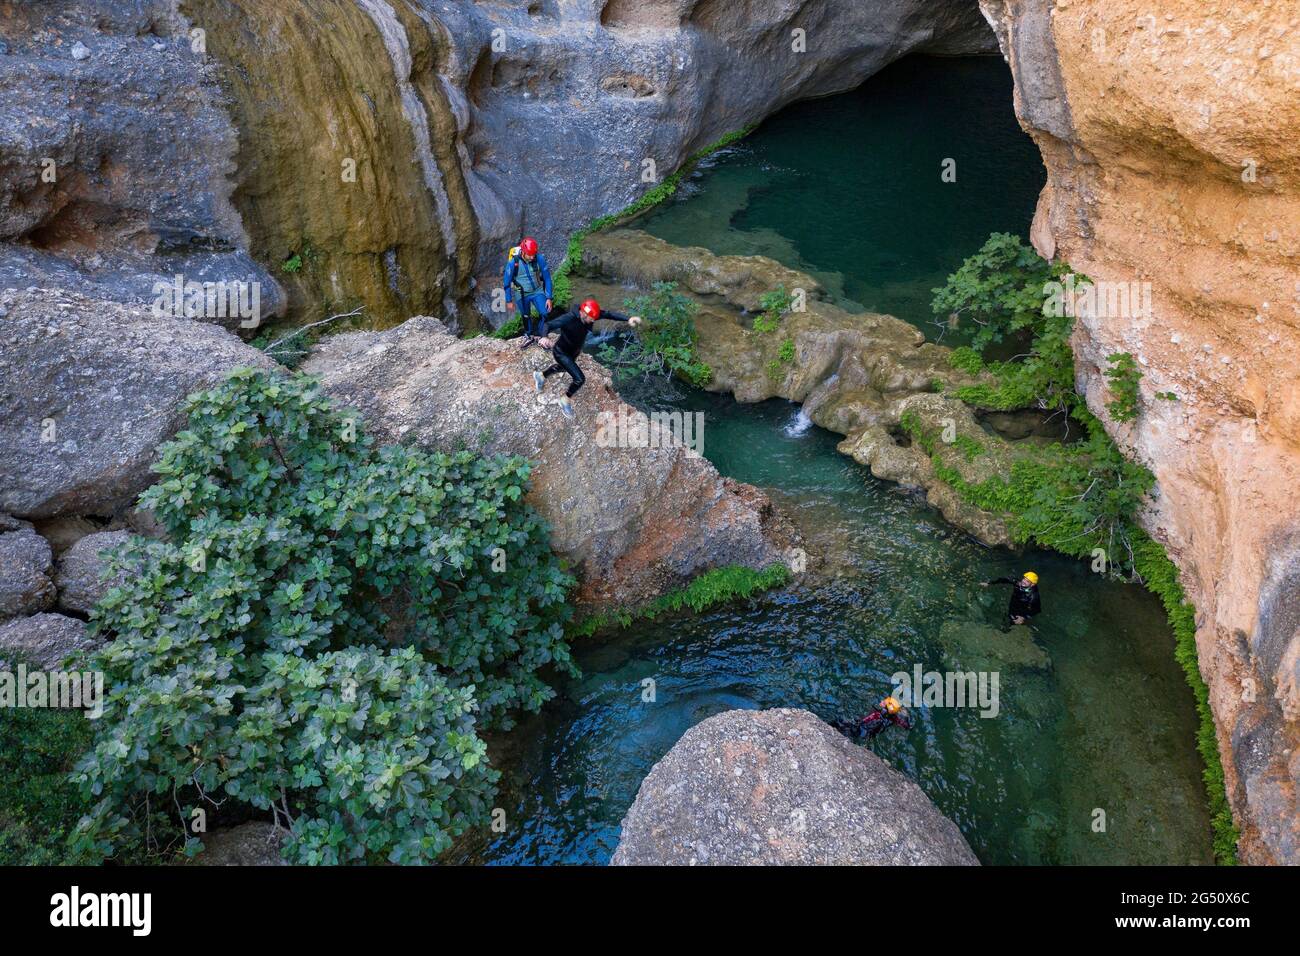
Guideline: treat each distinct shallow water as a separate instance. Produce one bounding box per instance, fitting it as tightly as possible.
[462,394,1212,865]
[458,56,1211,866]
[638,55,1046,340]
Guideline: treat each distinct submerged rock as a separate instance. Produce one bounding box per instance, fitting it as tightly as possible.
[302,317,796,607]
[0,288,277,520]
[611,708,979,865]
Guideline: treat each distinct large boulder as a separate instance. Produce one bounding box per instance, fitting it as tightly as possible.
[0,288,277,519]
[611,708,979,865]
[0,612,98,670]
[54,530,131,616]
[302,317,795,606]
[0,523,56,620]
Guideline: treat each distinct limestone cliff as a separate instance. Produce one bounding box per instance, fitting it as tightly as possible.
[176,0,995,325]
[981,0,1300,863]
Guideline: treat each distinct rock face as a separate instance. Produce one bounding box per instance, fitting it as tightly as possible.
[54,530,131,616]
[302,316,796,606]
[582,229,1033,545]
[981,0,1300,864]
[611,708,979,865]
[0,524,56,620]
[175,0,993,324]
[0,612,97,670]
[0,1,283,331]
[0,288,277,520]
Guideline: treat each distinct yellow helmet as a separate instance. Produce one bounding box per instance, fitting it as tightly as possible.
[882,696,902,715]
[1023,571,1039,585]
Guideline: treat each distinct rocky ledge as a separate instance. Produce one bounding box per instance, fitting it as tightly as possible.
[582,228,1066,547]
[302,317,798,607]
[612,708,979,865]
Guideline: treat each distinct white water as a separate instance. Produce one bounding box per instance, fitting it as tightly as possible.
[783,408,814,437]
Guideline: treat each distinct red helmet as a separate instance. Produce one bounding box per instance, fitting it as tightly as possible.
[579,298,601,320]
[519,237,539,257]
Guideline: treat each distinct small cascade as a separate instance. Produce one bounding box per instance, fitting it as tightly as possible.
[783,407,814,437]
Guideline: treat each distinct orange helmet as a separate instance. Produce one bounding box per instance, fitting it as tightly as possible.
[579,298,601,320]
[882,696,902,715]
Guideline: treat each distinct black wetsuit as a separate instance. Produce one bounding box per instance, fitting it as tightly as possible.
[541,308,632,397]
[833,707,912,740]
[989,577,1042,623]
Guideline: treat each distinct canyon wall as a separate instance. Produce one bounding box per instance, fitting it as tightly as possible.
[178,0,995,325]
[981,0,1299,863]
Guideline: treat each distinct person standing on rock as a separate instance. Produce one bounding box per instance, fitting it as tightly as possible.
[833,696,912,741]
[534,297,641,419]
[983,571,1041,626]
[503,237,554,347]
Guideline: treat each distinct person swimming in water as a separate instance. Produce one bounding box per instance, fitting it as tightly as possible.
[832,695,912,740]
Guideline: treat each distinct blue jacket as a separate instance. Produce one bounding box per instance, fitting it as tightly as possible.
[503,251,553,304]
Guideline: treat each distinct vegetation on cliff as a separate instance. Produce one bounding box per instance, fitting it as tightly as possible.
[491,126,755,340]
[70,369,576,865]
[925,233,1239,863]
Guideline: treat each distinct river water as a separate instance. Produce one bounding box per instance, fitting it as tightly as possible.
[460,56,1213,866]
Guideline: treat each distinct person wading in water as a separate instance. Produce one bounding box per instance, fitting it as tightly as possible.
[983,571,1042,626]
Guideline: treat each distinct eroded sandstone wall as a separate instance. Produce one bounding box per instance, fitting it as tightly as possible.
[981,0,1299,863]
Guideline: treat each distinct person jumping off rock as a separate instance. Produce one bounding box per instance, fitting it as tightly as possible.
[983,570,1041,626]
[503,237,554,347]
[832,696,912,740]
[533,297,641,419]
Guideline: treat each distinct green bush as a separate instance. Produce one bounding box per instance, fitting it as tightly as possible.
[570,563,791,638]
[72,368,575,864]
[0,705,100,865]
[595,281,712,387]
[1105,351,1142,423]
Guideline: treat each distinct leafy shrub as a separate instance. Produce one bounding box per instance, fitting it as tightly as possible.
[753,285,793,334]
[595,281,712,387]
[72,368,575,864]
[1105,352,1142,423]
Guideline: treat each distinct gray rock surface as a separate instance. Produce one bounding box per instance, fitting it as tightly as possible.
[0,612,97,669]
[611,708,980,865]
[302,316,796,606]
[0,287,277,519]
[0,1,283,330]
[54,530,131,616]
[193,822,287,866]
[0,524,56,619]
